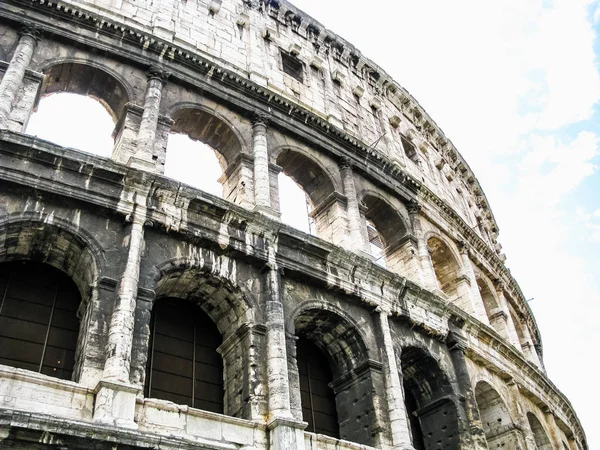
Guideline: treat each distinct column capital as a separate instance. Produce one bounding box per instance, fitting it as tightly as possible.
[374,304,392,316]
[19,23,42,41]
[339,156,353,170]
[493,278,506,292]
[251,113,269,127]
[457,240,470,255]
[407,199,421,215]
[147,65,170,83]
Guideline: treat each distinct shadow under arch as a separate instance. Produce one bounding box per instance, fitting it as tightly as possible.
[400,345,460,450]
[474,380,523,448]
[169,105,246,170]
[527,412,553,450]
[288,302,381,447]
[426,234,463,301]
[38,59,132,123]
[361,191,411,269]
[275,147,337,207]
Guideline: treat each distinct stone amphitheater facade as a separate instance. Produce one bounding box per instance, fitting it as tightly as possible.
[0,0,588,449]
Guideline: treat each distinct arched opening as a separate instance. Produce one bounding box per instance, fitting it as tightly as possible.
[427,237,463,302]
[362,194,408,271]
[474,381,520,448]
[477,278,499,319]
[26,63,129,158]
[527,412,553,450]
[296,337,338,437]
[400,346,460,450]
[0,220,102,385]
[278,172,314,234]
[276,149,336,239]
[0,261,81,381]
[147,263,254,418]
[145,297,223,413]
[293,308,376,446]
[166,108,243,202]
[164,134,223,197]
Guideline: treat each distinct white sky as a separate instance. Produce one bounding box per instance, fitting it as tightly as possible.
[26,0,600,446]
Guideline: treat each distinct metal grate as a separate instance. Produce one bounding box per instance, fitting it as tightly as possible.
[0,261,80,380]
[145,298,224,413]
[297,337,339,438]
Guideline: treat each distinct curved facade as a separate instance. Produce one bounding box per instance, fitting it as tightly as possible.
[0,0,587,449]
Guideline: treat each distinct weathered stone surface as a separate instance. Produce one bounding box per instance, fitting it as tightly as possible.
[0,0,587,449]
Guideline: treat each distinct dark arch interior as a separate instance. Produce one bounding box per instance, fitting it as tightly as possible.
[527,412,553,450]
[170,108,242,170]
[276,149,335,207]
[362,194,407,253]
[294,308,367,376]
[401,346,459,450]
[297,337,339,438]
[42,62,129,123]
[0,261,81,381]
[145,297,224,413]
[477,278,499,318]
[404,382,426,450]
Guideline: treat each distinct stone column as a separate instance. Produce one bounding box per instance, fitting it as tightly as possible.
[543,408,566,450]
[128,66,169,172]
[0,25,40,129]
[447,322,487,450]
[340,158,368,253]
[458,243,489,324]
[264,264,306,450]
[519,321,542,368]
[252,115,275,216]
[94,207,147,427]
[373,307,415,450]
[494,281,522,348]
[506,380,536,450]
[407,201,437,290]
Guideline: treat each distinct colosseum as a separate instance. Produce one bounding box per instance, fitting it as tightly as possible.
[0,0,588,449]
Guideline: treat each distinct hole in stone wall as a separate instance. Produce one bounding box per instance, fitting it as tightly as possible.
[281,51,304,83]
[26,93,114,157]
[164,134,223,197]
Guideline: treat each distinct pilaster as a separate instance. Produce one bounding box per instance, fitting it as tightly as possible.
[458,242,489,324]
[407,201,437,290]
[340,158,368,253]
[372,307,415,450]
[447,321,488,450]
[0,25,41,129]
[264,265,306,449]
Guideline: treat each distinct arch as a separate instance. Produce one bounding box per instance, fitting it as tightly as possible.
[527,412,553,450]
[0,214,105,301]
[153,256,256,337]
[145,297,224,413]
[361,192,408,253]
[427,235,463,300]
[400,345,460,450]
[475,381,520,448]
[37,60,131,123]
[476,276,499,316]
[291,305,369,375]
[275,147,337,207]
[169,105,245,170]
[0,261,81,381]
[290,303,377,446]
